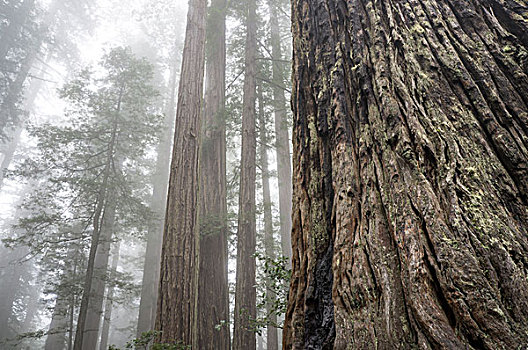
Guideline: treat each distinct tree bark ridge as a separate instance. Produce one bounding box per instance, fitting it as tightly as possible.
[154,0,207,345]
[233,0,258,347]
[284,0,528,348]
[197,0,230,346]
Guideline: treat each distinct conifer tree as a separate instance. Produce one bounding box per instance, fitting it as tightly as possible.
[154,0,207,345]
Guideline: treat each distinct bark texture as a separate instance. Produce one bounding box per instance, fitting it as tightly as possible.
[154,0,207,344]
[232,0,258,347]
[285,0,528,349]
[197,0,230,346]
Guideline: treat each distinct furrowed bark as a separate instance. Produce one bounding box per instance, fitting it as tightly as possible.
[197,0,230,346]
[154,0,207,344]
[232,0,258,347]
[285,0,528,349]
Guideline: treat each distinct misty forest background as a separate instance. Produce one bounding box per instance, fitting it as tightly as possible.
[0,0,291,348]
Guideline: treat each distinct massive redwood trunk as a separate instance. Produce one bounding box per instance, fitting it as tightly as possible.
[197,0,230,346]
[154,0,207,344]
[285,0,528,349]
[232,0,258,347]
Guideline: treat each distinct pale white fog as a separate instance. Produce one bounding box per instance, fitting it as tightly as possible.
[0,0,292,348]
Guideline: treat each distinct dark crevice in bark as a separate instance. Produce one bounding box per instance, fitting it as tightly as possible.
[484,0,528,47]
[422,249,459,333]
[287,0,528,348]
[424,29,525,205]
[304,242,335,350]
[407,195,460,340]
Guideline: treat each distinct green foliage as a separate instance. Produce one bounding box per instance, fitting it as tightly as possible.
[109,331,191,350]
[214,319,230,331]
[9,46,162,248]
[5,46,163,328]
[252,252,291,333]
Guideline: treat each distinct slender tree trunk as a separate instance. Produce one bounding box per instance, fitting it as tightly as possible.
[0,54,48,188]
[197,0,230,347]
[268,0,292,267]
[74,114,120,350]
[99,243,120,350]
[0,247,26,343]
[68,274,76,350]
[154,0,207,344]
[45,246,81,350]
[136,60,177,336]
[81,191,117,350]
[232,0,257,347]
[0,127,21,189]
[285,0,528,348]
[257,335,264,350]
[45,289,70,350]
[0,1,59,140]
[257,84,278,350]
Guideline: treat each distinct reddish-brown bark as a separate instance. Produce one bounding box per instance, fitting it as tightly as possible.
[285,0,528,348]
[154,0,207,344]
[233,0,258,347]
[197,0,230,346]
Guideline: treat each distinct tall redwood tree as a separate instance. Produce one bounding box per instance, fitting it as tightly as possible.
[197,0,230,346]
[154,0,207,344]
[233,0,258,347]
